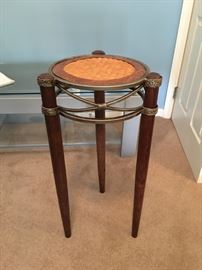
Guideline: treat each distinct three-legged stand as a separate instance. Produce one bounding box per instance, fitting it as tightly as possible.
[38,71,161,238]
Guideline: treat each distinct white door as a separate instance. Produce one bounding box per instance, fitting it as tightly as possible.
[172,0,202,182]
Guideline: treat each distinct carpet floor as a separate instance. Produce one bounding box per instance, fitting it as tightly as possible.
[0,118,202,270]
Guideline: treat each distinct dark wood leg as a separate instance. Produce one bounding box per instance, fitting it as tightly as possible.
[132,72,162,237]
[92,50,106,193]
[38,73,71,238]
[94,91,106,193]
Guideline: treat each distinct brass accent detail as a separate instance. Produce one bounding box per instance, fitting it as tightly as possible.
[46,82,146,124]
[42,106,59,116]
[59,107,143,124]
[145,78,162,88]
[56,82,144,108]
[97,103,106,109]
[142,106,158,116]
[37,74,54,87]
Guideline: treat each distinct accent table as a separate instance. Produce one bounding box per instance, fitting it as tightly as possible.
[37,50,162,238]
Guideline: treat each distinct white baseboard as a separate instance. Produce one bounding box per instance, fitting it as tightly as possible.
[198,169,202,183]
[156,108,167,118]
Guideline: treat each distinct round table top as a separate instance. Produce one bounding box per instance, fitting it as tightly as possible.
[49,54,149,90]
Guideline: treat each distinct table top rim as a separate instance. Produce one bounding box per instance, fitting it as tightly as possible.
[49,54,150,90]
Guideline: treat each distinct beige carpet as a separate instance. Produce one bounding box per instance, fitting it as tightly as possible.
[0,118,202,270]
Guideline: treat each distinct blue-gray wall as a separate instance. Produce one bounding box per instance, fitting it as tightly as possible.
[0,0,183,108]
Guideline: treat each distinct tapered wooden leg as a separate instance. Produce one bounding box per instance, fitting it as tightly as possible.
[92,50,106,193]
[38,73,71,238]
[132,73,162,237]
[94,91,106,193]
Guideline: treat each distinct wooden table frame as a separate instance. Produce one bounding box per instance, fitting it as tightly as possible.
[37,52,162,238]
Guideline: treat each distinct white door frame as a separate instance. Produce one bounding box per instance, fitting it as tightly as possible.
[161,0,195,119]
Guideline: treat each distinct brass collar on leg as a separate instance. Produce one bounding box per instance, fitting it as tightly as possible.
[42,106,59,116]
[41,105,158,121]
[142,106,158,116]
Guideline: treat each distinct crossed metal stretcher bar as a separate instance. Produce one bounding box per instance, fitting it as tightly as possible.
[42,82,158,124]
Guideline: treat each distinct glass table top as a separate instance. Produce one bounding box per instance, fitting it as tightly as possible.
[0,63,51,95]
[0,63,134,96]
[0,63,139,149]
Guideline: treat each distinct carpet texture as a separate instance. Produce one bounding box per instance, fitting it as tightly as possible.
[0,118,202,270]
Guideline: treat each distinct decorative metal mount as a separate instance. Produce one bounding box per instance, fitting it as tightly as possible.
[145,76,162,88]
[142,106,158,116]
[41,81,158,123]
[37,73,54,88]
[42,106,59,116]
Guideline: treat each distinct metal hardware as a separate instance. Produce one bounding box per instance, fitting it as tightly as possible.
[145,77,162,88]
[56,83,144,107]
[142,106,158,116]
[42,106,59,116]
[59,107,143,124]
[173,86,178,99]
[97,103,107,109]
[42,81,158,123]
[37,73,54,88]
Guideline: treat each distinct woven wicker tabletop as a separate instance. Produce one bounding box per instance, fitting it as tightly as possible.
[50,55,149,90]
